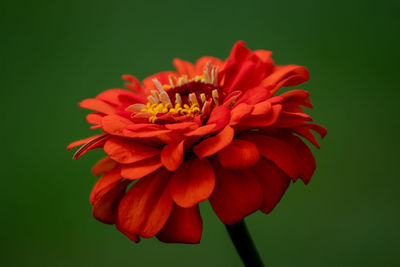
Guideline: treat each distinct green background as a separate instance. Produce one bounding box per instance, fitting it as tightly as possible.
[2,0,399,266]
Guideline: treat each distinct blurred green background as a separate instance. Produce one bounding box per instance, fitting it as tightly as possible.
[2,0,399,266]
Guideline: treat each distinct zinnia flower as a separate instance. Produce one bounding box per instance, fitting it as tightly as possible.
[68,41,326,244]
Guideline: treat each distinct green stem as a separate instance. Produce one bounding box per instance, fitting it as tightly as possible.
[225,220,265,267]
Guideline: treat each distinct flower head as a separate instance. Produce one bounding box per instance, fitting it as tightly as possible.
[68,41,326,244]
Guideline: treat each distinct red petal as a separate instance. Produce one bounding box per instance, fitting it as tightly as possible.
[252,158,291,214]
[235,85,272,105]
[142,71,177,90]
[223,61,255,92]
[241,135,302,180]
[96,89,127,106]
[254,49,274,66]
[280,111,312,122]
[195,56,224,74]
[193,126,234,158]
[169,157,215,208]
[218,139,260,169]
[292,123,327,149]
[307,123,328,138]
[90,167,122,205]
[282,134,316,184]
[101,114,132,136]
[72,134,110,159]
[221,41,268,93]
[86,113,105,126]
[123,74,145,97]
[222,91,242,107]
[123,123,171,138]
[209,159,263,225]
[206,105,231,132]
[118,170,173,238]
[261,65,309,95]
[281,89,313,109]
[121,157,163,180]
[79,99,116,114]
[92,157,118,176]
[67,133,105,151]
[251,101,272,116]
[117,91,147,105]
[229,103,254,126]
[184,124,216,137]
[104,137,160,164]
[239,104,282,127]
[160,140,184,171]
[173,58,196,77]
[293,127,320,149]
[116,223,141,243]
[93,180,130,224]
[165,122,198,131]
[156,204,203,244]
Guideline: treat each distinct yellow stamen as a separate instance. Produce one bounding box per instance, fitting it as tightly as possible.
[212,89,219,106]
[140,101,200,123]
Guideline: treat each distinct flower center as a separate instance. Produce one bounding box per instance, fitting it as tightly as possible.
[127,62,222,123]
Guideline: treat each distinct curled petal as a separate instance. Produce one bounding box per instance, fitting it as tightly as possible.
[156,204,203,244]
[253,158,291,214]
[67,133,105,151]
[169,157,215,208]
[209,159,263,225]
[261,65,309,95]
[118,170,173,238]
[193,126,234,158]
[218,139,260,169]
[73,134,110,159]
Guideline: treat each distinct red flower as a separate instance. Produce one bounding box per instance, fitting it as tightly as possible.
[68,41,326,244]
